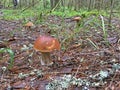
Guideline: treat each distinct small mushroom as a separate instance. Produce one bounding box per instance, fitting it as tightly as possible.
[73,16,81,27]
[73,17,81,21]
[24,21,35,30]
[34,35,60,65]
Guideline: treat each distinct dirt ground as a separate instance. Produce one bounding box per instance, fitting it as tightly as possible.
[0,15,120,90]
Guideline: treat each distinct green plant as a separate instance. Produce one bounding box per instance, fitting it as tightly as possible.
[1,9,37,20]
[100,15,109,46]
[0,48,14,68]
[60,28,81,51]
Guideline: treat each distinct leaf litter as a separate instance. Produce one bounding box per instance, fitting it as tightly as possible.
[0,15,120,90]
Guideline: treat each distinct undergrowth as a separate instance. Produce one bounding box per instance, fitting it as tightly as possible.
[0,48,14,68]
[1,8,108,22]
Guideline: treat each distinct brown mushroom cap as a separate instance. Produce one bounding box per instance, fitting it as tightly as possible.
[34,35,60,52]
[25,21,34,27]
[73,16,81,21]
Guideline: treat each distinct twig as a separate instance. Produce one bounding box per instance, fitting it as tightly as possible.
[87,38,99,49]
[73,58,84,77]
[105,71,117,90]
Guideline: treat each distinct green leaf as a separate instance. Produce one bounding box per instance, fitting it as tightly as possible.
[0,48,14,68]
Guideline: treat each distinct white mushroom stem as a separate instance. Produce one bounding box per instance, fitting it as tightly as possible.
[41,52,52,65]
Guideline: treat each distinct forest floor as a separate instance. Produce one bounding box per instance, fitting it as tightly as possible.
[0,15,120,90]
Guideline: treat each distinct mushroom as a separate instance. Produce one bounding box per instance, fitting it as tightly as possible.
[24,21,35,30]
[34,35,60,65]
[73,16,81,22]
[73,16,81,27]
